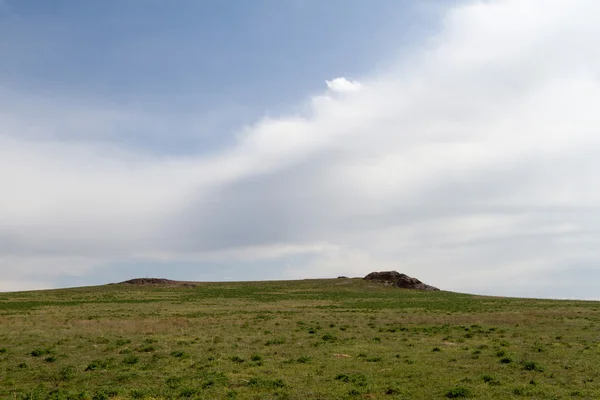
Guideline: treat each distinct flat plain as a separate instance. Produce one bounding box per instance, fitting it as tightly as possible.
[0,278,599,399]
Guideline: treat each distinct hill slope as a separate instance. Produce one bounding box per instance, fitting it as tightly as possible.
[0,278,599,399]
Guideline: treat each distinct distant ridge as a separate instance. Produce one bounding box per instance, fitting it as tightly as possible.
[364,271,439,291]
[117,274,439,291]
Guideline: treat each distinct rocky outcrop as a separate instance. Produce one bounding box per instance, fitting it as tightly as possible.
[119,278,196,287]
[121,278,175,285]
[364,271,439,291]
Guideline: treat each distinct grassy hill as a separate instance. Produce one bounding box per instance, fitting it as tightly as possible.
[0,278,599,399]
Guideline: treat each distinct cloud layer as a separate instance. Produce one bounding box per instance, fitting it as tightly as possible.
[2,0,600,298]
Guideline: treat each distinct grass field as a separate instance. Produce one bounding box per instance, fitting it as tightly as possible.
[0,278,599,399]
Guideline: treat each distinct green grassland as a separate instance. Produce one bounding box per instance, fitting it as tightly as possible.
[0,278,599,399]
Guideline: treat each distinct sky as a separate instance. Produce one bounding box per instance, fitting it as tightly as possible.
[1,0,599,299]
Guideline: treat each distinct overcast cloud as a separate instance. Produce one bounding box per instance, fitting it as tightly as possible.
[1,0,600,298]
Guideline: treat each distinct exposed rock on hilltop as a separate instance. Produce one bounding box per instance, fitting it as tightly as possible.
[119,278,196,287]
[364,271,439,291]
[121,278,174,285]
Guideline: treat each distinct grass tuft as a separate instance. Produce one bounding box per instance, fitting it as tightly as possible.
[445,386,470,398]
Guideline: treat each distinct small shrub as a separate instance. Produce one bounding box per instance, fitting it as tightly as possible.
[335,373,368,387]
[179,387,199,398]
[122,355,139,365]
[130,389,145,399]
[58,366,74,382]
[200,372,228,389]
[230,355,245,363]
[265,338,285,346]
[77,390,92,399]
[322,333,337,342]
[45,356,57,363]
[82,392,106,400]
[115,373,133,383]
[85,359,109,371]
[166,377,181,389]
[137,345,155,352]
[251,354,262,361]
[523,361,544,372]
[482,375,500,386]
[170,351,186,359]
[500,357,512,364]
[247,377,285,389]
[385,386,401,395]
[30,348,52,357]
[93,390,117,400]
[149,353,161,362]
[296,356,310,363]
[0,347,6,354]
[445,386,470,398]
[513,387,525,395]
[47,389,69,399]
[115,339,131,346]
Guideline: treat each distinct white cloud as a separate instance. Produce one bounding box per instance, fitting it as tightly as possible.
[325,77,362,93]
[1,0,600,298]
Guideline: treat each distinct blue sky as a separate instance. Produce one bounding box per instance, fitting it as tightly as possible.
[1,0,447,154]
[2,0,600,299]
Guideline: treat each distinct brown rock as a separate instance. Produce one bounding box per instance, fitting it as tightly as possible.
[119,278,197,288]
[364,271,439,291]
